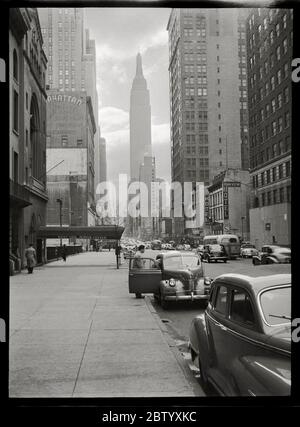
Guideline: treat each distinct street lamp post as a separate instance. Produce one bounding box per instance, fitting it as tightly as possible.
[56,198,63,248]
[241,216,246,242]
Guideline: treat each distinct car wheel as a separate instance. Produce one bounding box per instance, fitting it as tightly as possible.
[253,258,259,265]
[223,259,227,263]
[135,292,142,298]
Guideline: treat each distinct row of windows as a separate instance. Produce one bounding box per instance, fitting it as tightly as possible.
[250,88,289,127]
[183,29,207,38]
[250,61,289,90]
[252,160,291,189]
[254,186,291,208]
[186,169,209,179]
[186,144,209,155]
[249,37,290,72]
[251,111,290,146]
[185,87,208,96]
[184,76,207,85]
[251,136,291,169]
[184,64,207,74]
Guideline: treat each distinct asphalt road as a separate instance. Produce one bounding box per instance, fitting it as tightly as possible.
[137,249,291,394]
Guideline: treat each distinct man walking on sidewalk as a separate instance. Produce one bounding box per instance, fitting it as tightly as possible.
[25,243,36,274]
[61,244,67,262]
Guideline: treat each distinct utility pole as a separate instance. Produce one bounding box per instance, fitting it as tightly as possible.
[56,198,63,248]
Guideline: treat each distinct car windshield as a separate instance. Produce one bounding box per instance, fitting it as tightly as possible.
[209,244,222,252]
[164,255,200,269]
[259,286,291,325]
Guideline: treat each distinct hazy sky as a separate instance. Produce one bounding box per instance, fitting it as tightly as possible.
[85,8,172,184]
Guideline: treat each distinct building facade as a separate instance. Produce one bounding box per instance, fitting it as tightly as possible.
[246,8,292,248]
[9,8,48,268]
[167,9,245,236]
[99,137,107,184]
[46,91,96,230]
[207,169,250,240]
[38,8,101,205]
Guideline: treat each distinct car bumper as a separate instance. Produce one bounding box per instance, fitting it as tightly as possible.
[164,291,210,301]
[209,256,227,260]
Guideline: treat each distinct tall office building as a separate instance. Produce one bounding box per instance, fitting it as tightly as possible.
[38,8,101,205]
[99,137,107,183]
[130,53,152,181]
[9,8,48,269]
[167,9,245,235]
[247,8,292,248]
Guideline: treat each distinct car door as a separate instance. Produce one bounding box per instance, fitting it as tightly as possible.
[205,283,230,378]
[212,286,271,395]
[128,257,162,294]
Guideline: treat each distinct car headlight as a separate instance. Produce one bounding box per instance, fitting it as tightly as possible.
[169,278,176,287]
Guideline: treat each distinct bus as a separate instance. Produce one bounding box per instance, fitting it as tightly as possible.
[203,234,240,259]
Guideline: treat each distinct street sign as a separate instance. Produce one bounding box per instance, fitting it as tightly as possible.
[223,181,241,188]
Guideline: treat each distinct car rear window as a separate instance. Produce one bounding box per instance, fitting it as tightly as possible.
[259,286,291,325]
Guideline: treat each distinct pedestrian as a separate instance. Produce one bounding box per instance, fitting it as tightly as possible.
[25,243,36,274]
[132,245,146,269]
[61,244,67,262]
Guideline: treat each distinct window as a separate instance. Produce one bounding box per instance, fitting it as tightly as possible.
[271,98,276,113]
[284,87,289,103]
[272,167,276,181]
[284,111,290,128]
[13,49,18,81]
[279,188,284,203]
[283,38,288,55]
[267,191,272,205]
[278,163,283,179]
[284,63,289,79]
[13,90,18,132]
[61,135,68,146]
[278,117,283,133]
[286,186,291,203]
[277,70,282,85]
[275,23,280,37]
[285,161,290,177]
[214,286,228,315]
[270,76,275,91]
[276,46,281,61]
[261,193,265,206]
[277,93,282,108]
[273,189,278,203]
[13,151,18,183]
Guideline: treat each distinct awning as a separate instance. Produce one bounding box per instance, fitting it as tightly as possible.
[37,225,124,240]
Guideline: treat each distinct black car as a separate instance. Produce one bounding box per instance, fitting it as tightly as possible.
[202,244,228,263]
[128,251,212,309]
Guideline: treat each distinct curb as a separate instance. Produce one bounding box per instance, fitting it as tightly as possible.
[144,296,204,396]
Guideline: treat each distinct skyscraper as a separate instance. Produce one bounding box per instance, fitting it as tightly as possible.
[130,53,152,181]
[247,8,292,248]
[38,8,101,201]
[167,9,246,235]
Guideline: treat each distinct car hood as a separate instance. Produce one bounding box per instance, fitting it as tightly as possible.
[164,267,203,282]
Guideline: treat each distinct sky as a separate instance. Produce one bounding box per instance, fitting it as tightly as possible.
[85,8,172,185]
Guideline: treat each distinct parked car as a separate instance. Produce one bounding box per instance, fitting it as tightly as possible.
[128,251,212,308]
[252,245,291,265]
[240,243,259,258]
[189,273,291,396]
[176,244,184,251]
[202,244,228,263]
[183,244,191,251]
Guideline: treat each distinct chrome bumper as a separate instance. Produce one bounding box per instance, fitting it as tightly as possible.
[164,292,209,301]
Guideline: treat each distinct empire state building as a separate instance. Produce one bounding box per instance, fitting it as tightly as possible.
[130,53,152,181]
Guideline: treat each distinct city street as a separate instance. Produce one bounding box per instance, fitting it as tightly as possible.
[9,251,202,398]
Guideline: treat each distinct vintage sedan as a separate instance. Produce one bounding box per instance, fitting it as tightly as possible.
[202,244,228,263]
[128,251,212,309]
[240,243,259,258]
[189,273,291,396]
[252,245,291,265]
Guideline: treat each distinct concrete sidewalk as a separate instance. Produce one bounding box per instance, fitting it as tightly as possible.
[9,252,196,397]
